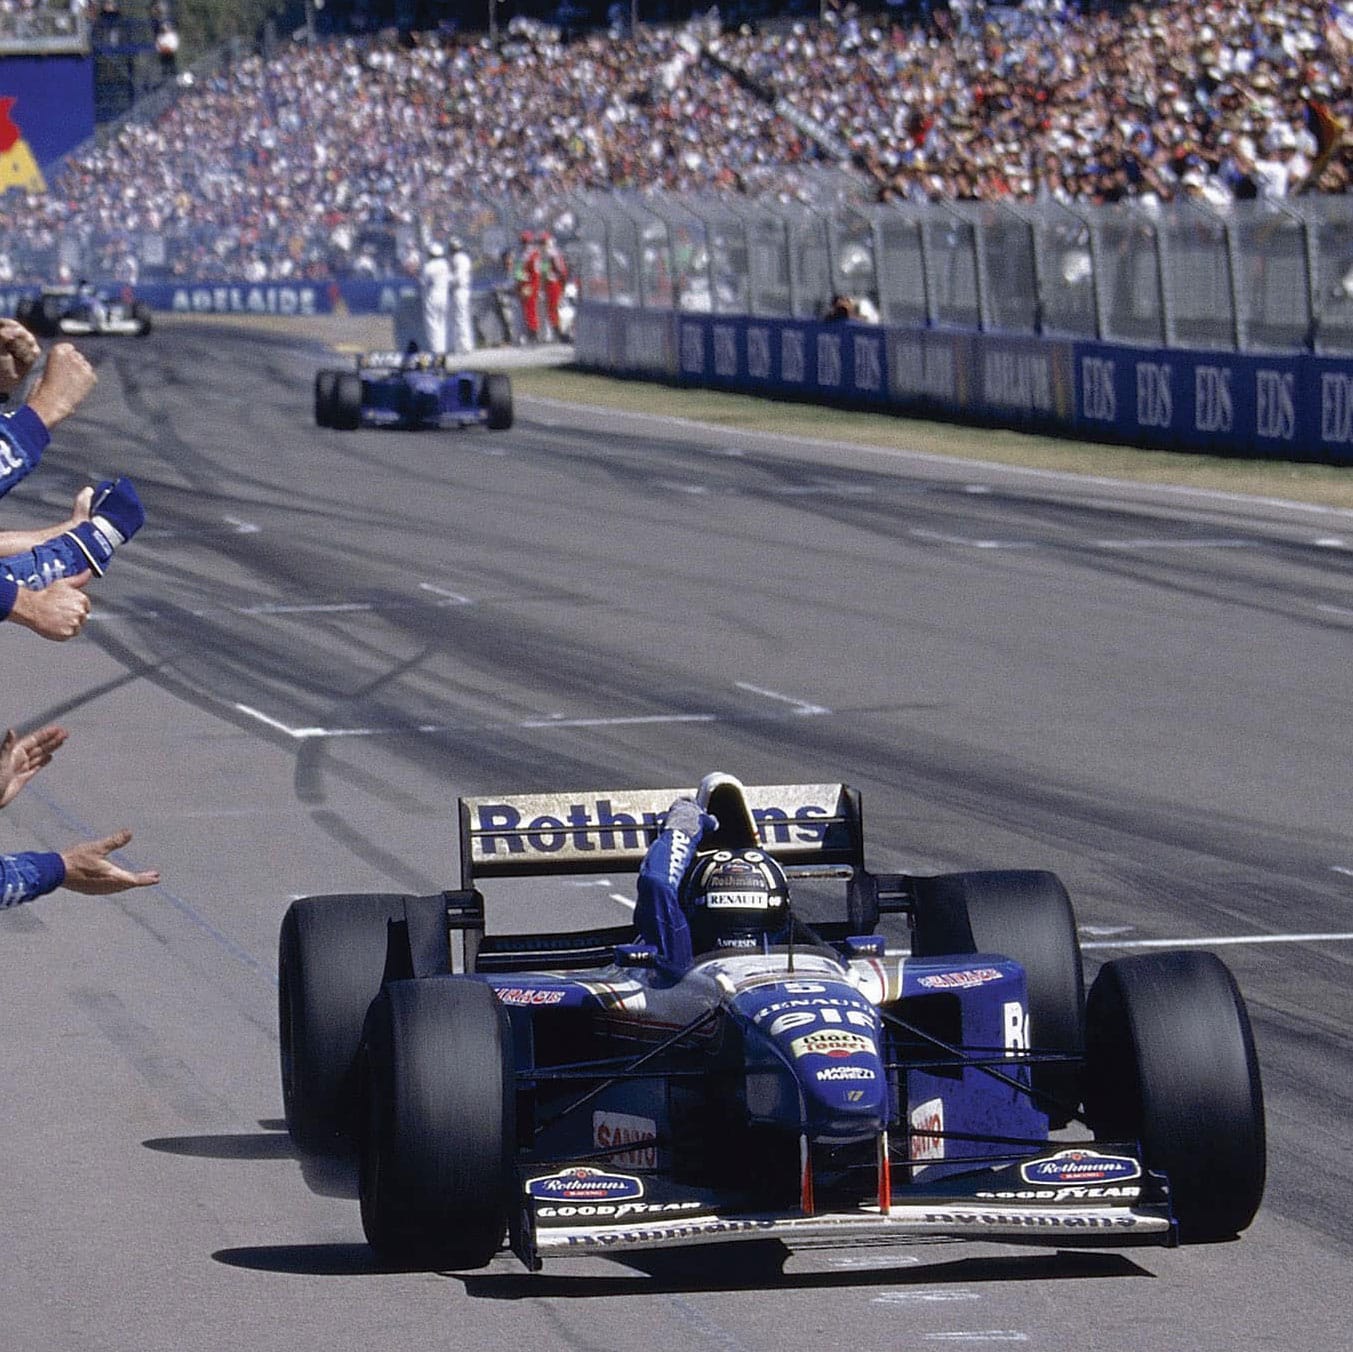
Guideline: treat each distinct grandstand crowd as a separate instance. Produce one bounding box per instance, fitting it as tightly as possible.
[1,0,1350,283]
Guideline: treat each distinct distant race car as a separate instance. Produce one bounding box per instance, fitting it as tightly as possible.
[278,773,1265,1271]
[313,349,513,431]
[16,285,152,338]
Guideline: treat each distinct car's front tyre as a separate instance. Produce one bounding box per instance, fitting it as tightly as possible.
[314,369,340,427]
[332,372,363,430]
[359,977,516,1268]
[1082,950,1265,1242]
[482,372,513,430]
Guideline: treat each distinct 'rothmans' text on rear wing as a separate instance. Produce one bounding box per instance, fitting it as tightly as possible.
[458,783,863,886]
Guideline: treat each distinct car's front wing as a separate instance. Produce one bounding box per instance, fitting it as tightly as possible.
[515,1198,1174,1268]
[510,1150,1176,1269]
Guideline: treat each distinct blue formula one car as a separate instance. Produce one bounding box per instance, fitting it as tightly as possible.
[277,774,1265,1271]
[313,350,513,431]
[16,284,152,338]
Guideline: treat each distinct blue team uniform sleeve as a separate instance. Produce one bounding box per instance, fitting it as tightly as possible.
[0,528,108,592]
[0,851,66,908]
[0,407,51,500]
[636,818,712,972]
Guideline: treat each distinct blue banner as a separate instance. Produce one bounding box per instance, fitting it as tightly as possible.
[577,304,1353,465]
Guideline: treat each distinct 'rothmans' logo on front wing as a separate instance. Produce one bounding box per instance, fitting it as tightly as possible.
[1019,1149,1142,1186]
[527,1167,644,1201]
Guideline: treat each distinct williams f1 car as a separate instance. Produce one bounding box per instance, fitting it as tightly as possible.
[313,350,513,431]
[277,774,1265,1270]
[16,285,152,338]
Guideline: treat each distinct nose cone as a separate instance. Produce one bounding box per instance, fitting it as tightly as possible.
[787,1026,888,1140]
[738,983,889,1143]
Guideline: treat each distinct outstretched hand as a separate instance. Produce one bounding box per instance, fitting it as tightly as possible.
[0,318,41,394]
[0,724,68,808]
[61,829,161,894]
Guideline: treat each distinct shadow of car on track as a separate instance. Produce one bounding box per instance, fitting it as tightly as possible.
[208,1239,1150,1291]
[144,1123,358,1198]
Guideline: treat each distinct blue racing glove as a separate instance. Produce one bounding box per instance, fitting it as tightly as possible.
[62,476,145,577]
[0,476,146,588]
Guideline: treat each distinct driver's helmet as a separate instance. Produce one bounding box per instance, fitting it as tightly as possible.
[681,848,791,954]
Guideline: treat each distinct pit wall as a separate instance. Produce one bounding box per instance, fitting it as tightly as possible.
[574,300,1353,466]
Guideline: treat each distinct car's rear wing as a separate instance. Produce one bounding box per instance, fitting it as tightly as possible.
[458,781,864,888]
[358,350,456,372]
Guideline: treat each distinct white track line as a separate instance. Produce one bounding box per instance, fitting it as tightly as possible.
[1080,931,1353,950]
[734,681,830,716]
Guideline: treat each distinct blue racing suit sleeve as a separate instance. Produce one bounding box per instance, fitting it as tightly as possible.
[0,851,66,907]
[635,802,715,971]
[0,406,51,500]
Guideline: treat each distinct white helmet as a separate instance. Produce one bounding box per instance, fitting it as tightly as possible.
[427,242,446,258]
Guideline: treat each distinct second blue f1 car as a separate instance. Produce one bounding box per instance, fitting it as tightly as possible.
[278,774,1265,1270]
[314,350,513,431]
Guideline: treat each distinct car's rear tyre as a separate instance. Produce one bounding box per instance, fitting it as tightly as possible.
[132,301,152,335]
[21,295,60,337]
[332,372,363,430]
[314,369,340,427]
[482,372,513,430]
[15,297,35,330]
[278,892,409,1156]
[909,870,1085,1127]
[359,977,515,1269]
[1082,950,1265,1242]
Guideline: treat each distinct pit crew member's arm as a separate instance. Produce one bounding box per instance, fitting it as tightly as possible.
[0,345,96,500]
[0,830,159,906]
[635,797,715,972]
[0,571,92,640]
[0,477,144,583]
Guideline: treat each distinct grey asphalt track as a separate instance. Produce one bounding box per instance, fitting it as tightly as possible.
[0,318,1349,1351]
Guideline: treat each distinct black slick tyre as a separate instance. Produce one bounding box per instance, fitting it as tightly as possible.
[909,870,1085,1127]
[314,369,340,427]
[332,371,363,429]
[278,892,409,1155]
[132,301,152,335]
[359,977,515,1269]
[482,372,513,430]
[1083,950,1265,1242]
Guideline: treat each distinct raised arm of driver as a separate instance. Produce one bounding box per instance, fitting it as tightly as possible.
[0,723,68,809]
[0,318,41,395]
[60,829,160,894]
[1,570,92,639]
[634,797,717,971]
[24,343,97,430]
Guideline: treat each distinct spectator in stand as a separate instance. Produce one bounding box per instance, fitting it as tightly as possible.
[1,1,1350,280]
